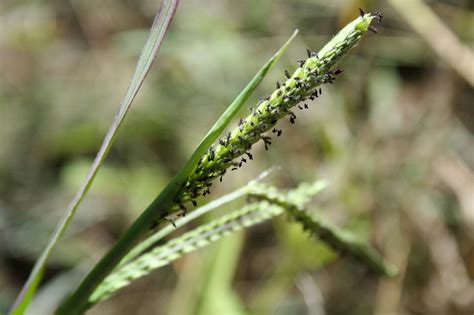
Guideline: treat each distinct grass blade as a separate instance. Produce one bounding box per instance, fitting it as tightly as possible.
[9,1,179,314]
[55,30,298,315]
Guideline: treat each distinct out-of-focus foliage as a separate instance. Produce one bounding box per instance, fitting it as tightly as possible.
[1,1,473,315]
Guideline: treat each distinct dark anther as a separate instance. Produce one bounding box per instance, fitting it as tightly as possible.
[261,136,272,151]
[368,26,378,33]
[219,169,226,182]
[298,105,303,110]
[319,88,322,95]
[333,68,343,75]
[284,70,291,79]
[246,152,253,160]
[168,218,177,228]
[208,145,215,161]
[375,11,383,23]
[191,200,197,207]
[276,81,281,89]
[241,157,247,163]
[306,49,312,58]
[304,103,309,109]
[297,59,305,67]
[359,8,365,17]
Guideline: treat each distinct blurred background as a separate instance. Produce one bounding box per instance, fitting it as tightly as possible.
[1,0,473,314]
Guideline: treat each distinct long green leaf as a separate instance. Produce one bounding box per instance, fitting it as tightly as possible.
[9,1,179,314]
[55,30,298,315]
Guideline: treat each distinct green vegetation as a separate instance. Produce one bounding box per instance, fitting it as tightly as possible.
[1,1,472,315]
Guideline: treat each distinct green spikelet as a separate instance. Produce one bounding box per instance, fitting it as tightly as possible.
[89,202,282,303]
[249,183,397,277]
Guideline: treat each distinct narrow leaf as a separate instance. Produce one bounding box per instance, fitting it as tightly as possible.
[9,1,179,314]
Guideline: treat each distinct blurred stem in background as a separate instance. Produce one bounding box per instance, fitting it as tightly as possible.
[388,0,474,87]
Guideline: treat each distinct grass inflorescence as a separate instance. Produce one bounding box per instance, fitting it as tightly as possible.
[90,201,283,303]
[167,11,382,223]
[249,182,397,277]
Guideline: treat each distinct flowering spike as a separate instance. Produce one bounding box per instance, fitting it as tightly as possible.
[166,11,380,214]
